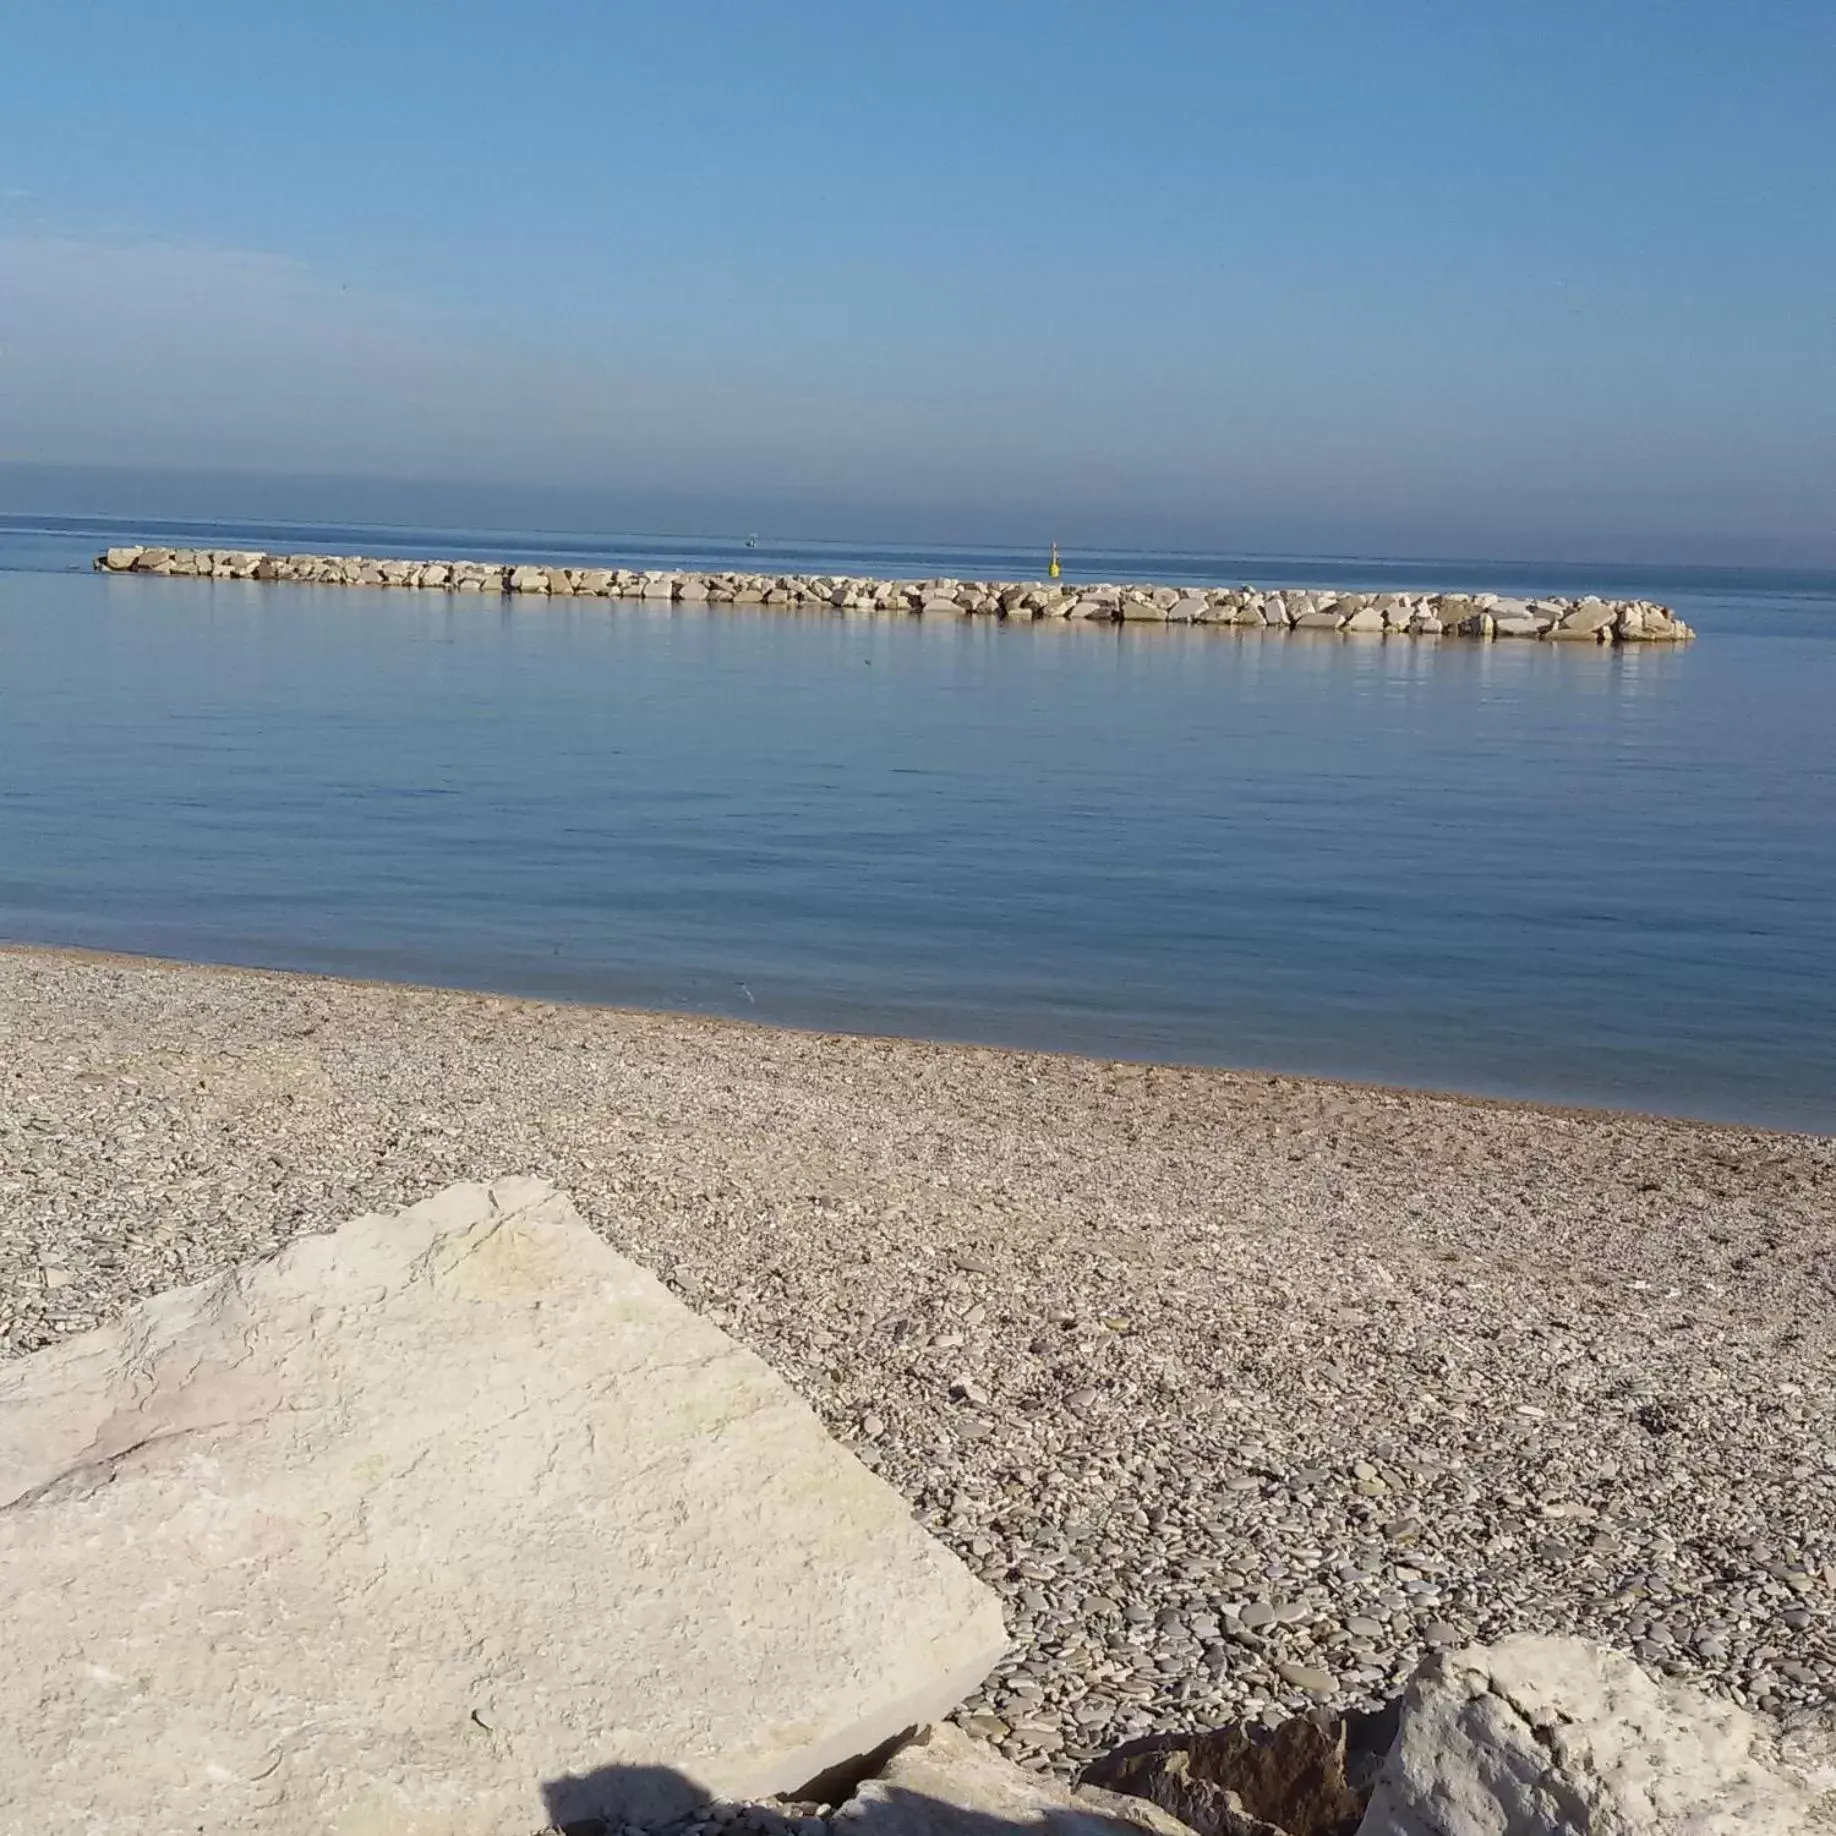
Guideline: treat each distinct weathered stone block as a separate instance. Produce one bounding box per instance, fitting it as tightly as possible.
[1359,1636,1825,1836]
[0,1179,1006,1836]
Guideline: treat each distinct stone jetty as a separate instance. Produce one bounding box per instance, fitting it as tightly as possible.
[95,546,1696,642]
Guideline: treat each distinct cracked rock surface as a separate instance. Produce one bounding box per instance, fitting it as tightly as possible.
[1,947,1833,1785]
[1358,1634,1832,1834]
[0,1176,1004,1836]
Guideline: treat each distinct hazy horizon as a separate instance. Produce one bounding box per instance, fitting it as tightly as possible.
[4,3,1832,568]
[8,461,1836,576]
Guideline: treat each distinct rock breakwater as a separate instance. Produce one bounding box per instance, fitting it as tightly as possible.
[95,546,1695,642]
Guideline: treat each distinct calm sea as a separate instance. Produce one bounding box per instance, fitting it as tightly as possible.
[1,514,1832,1132]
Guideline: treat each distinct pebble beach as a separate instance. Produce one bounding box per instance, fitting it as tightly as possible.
[1,944,1831,1776]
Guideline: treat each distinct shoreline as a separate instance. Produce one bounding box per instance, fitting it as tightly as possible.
[2,942,1830,1770]
[93,546,1697,643]
[0,938,1807,1139]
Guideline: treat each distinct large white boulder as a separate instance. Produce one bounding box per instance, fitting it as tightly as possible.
[1357,1635,1829,1835]
[0,1178,1006,1836]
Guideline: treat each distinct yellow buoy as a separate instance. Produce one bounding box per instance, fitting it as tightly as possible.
[1048,541,1061,580]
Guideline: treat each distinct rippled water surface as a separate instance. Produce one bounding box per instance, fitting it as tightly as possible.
[2,517,1832,1129]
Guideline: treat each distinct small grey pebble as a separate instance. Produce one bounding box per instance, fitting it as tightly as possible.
[1276,1662,1337,1695]
[960,1714,1011,1742]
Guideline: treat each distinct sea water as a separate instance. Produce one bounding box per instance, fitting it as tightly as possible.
[1,515,1831,1131]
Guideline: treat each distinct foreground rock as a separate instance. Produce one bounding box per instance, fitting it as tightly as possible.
[836,1723,1192,1836]
[624,1635,1833,1836]
[1078,1635,1832,1836]
[0,1178,1006,1836]
[1358,1635,1831,1835]
[1083,1714,1390,1836]
[93,547,1695,643]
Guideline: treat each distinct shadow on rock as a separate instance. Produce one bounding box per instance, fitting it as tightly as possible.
[1079,1707,1400,1836]
[542,1732,1192,1836]
[542,1763,714,1833]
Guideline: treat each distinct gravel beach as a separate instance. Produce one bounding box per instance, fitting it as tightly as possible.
[2,945,1831,1774]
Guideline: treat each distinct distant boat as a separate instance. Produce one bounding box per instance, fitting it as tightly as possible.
[744,534,759,549]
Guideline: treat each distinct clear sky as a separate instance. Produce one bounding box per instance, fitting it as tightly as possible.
[2,1,1832,562]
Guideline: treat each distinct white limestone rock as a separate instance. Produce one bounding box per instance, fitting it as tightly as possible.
[1555,602,1617,637]
[1357,1635,1830,1836]
[0,1178,1006,1836]
[1118,596,1170,622]
[1619,605,1693,643]
[837,1724,1192,1836]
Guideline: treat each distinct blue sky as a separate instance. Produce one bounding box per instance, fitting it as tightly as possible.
[2,1,1832,560]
